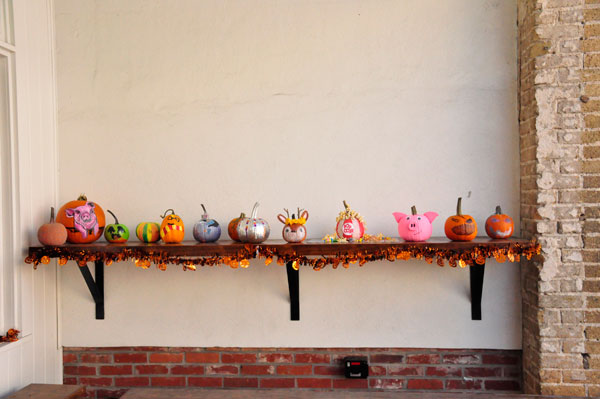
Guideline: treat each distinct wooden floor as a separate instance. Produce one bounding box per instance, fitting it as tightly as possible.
[6,384,85,399]
[121,389,592,399]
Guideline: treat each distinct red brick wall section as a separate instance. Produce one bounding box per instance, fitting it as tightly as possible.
[63,347,522,399]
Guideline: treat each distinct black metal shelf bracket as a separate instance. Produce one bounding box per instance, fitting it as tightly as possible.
[469,262,485,320]
[286,261,299,321]
[78,260,105,319]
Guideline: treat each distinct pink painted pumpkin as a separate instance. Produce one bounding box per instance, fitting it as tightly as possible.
[393,206,438,242]
[335,201,365,240]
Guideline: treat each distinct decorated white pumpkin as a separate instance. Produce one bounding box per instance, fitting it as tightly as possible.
[335,201,365,240]
[236,202,270,243]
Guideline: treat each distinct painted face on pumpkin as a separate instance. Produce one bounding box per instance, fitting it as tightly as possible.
[486,216,514,238]
[393,210,438,242]
[449,216,476,236]
[278,210,309,243]
[283,225,306,242]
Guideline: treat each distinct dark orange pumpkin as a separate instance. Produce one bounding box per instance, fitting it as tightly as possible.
[444,197,477,241]
[56,194,105,244]
[485,206,514,239]
[227,213,245,242]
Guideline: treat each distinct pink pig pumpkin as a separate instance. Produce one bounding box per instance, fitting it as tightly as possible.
[393,206,438,242]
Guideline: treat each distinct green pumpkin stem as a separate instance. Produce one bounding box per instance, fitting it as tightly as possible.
[343,200,349,211]
[77,194,88,201]
[160,209,175,219]
[411,206,417,215]
[107,209,119,224]
[201,204,207,214]
[457,197,462,216]
[496,205,502,215]
[49,207,55,223]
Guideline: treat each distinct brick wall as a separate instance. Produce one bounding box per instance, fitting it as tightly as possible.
[584,0,600,397]
[518,0,600,396]
[63,347,521,398]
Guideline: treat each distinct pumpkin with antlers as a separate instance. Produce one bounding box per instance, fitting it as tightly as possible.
[277,208,309,243]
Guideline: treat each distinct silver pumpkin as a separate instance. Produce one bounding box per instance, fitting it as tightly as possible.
[236,202,270,243]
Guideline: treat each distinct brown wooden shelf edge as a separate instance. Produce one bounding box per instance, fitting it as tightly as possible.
[25,238,540,322]
[26,237,538,264]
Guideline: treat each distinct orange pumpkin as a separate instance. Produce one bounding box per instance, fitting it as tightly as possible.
[444,197,477,241]
[159,209,185,243]
[485,206,514,239]
[56,194,105,244]
[227,213,245,242]
[37,207,68,246]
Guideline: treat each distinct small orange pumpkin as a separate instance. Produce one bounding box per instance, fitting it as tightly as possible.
[37,207,68,246]
[227,213,245,242]
[56,194,105,244]
[444,197,477,241]
[485,206,514,239]
[159,209,185,243]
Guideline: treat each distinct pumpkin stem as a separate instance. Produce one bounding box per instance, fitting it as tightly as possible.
[457,197,462,215]
[160,209,175,219]
[411,206,417,215]
[495,205,502,214]
[250,202,260,219]
[49,207,55,223]
[107,209,119,224]
[343,200,349,211]
[77,194,87,201]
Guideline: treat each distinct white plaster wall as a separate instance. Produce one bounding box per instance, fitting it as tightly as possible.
[55,0,520,348]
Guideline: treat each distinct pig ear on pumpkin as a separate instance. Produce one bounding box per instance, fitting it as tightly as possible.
[393,212,407,223]
[424,212,438,223]
[277,214,287,224]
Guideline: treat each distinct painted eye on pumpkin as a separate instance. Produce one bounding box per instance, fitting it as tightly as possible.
[505,218,512,223]
[298,227,305,234]
[492,218,499,223]
[284,227,291,233]
[466,219,473,223]
[406,217,410,221]
[451,218,459,222]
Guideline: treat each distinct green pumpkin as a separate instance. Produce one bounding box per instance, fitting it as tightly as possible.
[104,210,130,243]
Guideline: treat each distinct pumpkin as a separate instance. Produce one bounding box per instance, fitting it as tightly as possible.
[104,210,129,243]
[277,208,309,243]
[236,202,270,243]
[444,197,477,241]
[160,209,185,243]
[136,222,161,243]
[228,213,246,242]
[335,200,365,240]
[393,206,438,242]
[193,204,221,243]
[56,194,105,244]
[485,205,514,239]
[37,207,68,246]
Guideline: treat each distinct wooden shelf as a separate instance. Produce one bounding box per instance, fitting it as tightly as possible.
[27,238,539,322]
[28,237,533,257]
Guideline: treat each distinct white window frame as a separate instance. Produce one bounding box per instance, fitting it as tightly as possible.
[0,0,19,337]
